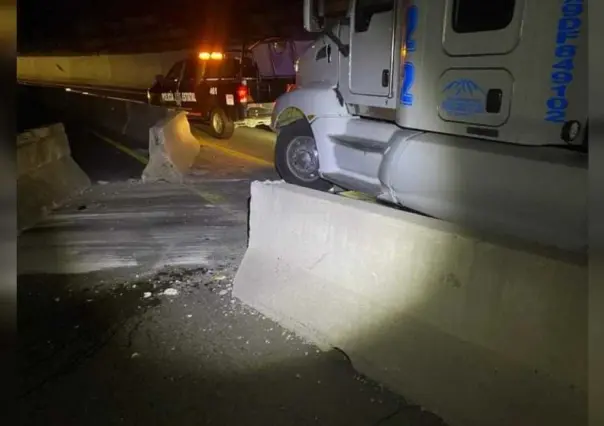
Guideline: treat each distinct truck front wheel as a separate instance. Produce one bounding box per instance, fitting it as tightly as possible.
[209,107,235,139]
[275,120,332,191]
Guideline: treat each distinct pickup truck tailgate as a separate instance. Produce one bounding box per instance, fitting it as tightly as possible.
[248,78,294,103]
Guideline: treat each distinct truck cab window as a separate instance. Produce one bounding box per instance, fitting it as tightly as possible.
[166,61,184,81]
[355,0,394,33]
[240,57,259,79]
[201,57,258,79]
[452,0,515,33]
[182,59,198,82]
[201,61,223,79]
[220,58,239,79]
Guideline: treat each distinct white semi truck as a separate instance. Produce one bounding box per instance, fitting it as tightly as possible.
[270,0,587,251]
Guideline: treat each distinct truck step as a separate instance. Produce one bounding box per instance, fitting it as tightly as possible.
[330,135,387,152]
[329,118,399,152]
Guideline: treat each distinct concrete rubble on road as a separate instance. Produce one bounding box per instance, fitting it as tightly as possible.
[233,180,588,426]
[17,123,91,230]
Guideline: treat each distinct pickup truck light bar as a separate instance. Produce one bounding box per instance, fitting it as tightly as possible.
[198,52,223,60]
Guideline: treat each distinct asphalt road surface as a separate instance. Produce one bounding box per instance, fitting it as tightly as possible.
[17,96,448,426]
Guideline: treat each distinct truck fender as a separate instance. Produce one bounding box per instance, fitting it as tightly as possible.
[271,83,349,131]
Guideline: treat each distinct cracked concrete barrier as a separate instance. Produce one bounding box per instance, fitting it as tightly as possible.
[142,110,200,183]
[233,181,587,426]
[17,123,91,230]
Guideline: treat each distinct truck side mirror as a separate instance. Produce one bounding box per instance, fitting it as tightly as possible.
[303,0,323,32]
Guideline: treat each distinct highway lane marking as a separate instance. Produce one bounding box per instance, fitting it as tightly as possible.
[89,129,230,206]
[90,130,149,165]
[196,136,274,168]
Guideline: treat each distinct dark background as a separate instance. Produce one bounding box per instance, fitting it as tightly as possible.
[18,0,310,54]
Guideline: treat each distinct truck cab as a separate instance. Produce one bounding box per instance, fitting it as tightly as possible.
[271,0,587,251]
[148,39,306,139]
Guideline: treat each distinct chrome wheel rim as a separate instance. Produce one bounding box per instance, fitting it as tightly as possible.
[285,136,320,182]
[212,112,224,134]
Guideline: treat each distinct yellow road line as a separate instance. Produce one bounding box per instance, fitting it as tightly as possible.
[90,130,149,165]
[89,129,229,205]
[196,137,274,168]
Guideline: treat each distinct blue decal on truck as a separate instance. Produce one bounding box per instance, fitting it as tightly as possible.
[400,62,415,106]
[401,5,418,107]
[405,5,418,52]
[441,79,486,116]
[545,0,584,123]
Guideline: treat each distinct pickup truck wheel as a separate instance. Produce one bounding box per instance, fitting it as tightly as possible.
[275,120,332,191]
[210,108,235,139]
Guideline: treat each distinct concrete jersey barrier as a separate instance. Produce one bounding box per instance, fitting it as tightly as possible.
[233,181,587,426]
[142,111,201,183]
[17,123,91,230]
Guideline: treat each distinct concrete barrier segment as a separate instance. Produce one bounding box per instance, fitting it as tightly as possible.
[142,111,201,183]
[17,123,90,230]
[233,181,587,426]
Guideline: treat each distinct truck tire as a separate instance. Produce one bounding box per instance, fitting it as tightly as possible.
[209,107,235,139]
[275,120,332,191]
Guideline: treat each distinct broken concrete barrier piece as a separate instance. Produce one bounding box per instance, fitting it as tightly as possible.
[17,123,91,230]
[142,111,200,183]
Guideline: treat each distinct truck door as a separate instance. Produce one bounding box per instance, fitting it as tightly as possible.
[196,56,227,120]
[349,0,396,97]
[437,0,522,127]
[162,60,185,108]
[178,59,199,113]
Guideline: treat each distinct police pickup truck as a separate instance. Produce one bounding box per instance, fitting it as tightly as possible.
[147,43,299,139]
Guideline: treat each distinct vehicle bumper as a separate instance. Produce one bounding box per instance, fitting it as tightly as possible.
[235,102,275,128]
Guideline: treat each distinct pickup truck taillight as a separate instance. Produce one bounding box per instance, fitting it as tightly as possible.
[237,85,248,103]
